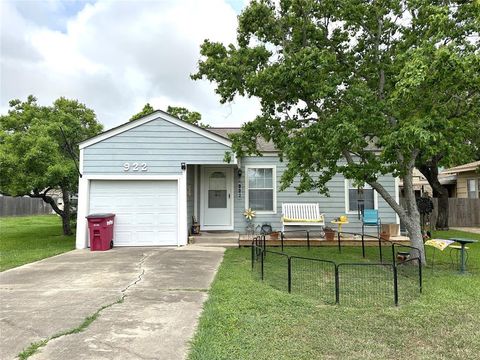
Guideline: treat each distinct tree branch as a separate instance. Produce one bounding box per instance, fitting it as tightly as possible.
[30,192,63,216]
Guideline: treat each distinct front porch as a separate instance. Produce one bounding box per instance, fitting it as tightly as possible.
[238,234,410,246]
[187,164,239,234]
[188,230,410,247]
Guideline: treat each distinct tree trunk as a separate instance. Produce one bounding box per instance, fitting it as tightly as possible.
[29,188,72,236]
[418,162,449,230]
[435,193,449,230]
[369,163,426,265]
[61,188,73,236]
[398,169,426,264]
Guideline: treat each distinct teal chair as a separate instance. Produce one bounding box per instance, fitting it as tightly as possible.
[362,209,381,238]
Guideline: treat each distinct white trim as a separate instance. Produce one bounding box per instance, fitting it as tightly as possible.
[79,148,84,175]
[165,114,233,147]
[344,179,378,215]
[193,165,199,218]
[394,176,400,225]
[75,176,90,249]
[200,166,235,230]
[244,165,277,215]
[178,169,188,245]
[84,174,181,180]
[79,111,232,149]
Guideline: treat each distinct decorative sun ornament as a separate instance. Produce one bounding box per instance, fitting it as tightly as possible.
[243,208,256,220]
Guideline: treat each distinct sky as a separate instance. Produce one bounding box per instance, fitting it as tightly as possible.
[0,0,260,129]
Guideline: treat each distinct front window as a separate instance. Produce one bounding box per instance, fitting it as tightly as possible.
[347,180,375,212]
[467,179,478,199]
[246,167,276,212]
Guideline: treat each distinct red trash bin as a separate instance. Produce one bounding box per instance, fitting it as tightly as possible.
[86,213,115,251]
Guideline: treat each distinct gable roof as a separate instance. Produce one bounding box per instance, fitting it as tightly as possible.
[79,110,233,149]
[208,127,277,152]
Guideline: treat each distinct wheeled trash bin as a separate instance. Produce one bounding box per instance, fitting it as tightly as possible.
[86,213,115,251]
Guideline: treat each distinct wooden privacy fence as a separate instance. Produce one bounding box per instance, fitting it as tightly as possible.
[0,196,53,217]
[429,198,480,227]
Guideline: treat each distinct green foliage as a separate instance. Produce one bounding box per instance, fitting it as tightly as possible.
[192,0,480,194]
[0,96,103,197]
[129,103,155,121]
[167,105,210,128]
[129,103,210,128]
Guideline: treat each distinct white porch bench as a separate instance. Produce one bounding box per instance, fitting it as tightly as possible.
[281,203,325,232]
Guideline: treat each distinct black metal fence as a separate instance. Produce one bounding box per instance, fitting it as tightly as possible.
[251,232,422,306]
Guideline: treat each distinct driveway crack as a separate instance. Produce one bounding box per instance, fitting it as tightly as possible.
[17,251,151,360]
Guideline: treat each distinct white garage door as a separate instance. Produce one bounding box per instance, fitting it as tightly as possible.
[89,180,178,246]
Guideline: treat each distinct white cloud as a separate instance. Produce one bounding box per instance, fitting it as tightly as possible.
[0,0,260,128]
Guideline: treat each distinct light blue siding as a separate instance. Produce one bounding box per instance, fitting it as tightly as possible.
[83,118,231,175]
[233,156,398,234]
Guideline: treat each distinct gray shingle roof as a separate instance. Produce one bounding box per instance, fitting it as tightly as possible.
[209,127,277,152]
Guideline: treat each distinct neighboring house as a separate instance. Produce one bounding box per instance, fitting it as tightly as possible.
[399,168,457,198]
[75,111,400,249]
[442,161,480,199]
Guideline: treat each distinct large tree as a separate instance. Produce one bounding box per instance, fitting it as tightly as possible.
[167,106,210,128]
[193,0,480,262]
[129,103,155,121]
[417,117,480,230]
[130,103,209,128]
[0,96,103,235]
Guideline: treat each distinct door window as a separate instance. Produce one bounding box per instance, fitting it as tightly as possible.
[208,172,227,208]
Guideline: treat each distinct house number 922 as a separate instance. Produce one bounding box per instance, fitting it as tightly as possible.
[123,162,148,172]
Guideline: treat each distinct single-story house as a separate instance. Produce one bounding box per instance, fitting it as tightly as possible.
[441,161,480,199]
[76,111,400,248]
[399,168,457,198]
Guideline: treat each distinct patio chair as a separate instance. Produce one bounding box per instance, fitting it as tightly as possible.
[362,209,381,238]
[424,239,455,270]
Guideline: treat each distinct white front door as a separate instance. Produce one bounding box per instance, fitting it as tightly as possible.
[201,167,233,230]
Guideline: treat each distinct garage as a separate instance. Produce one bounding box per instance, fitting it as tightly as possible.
[89,180,178,246]
[76,111,234,249]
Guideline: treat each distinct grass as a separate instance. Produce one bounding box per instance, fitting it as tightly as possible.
[189,229,480,360]
[0,215,75,271]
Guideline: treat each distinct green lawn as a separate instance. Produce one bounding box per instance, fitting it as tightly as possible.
[0,215,75,271]
[189,229,480,360]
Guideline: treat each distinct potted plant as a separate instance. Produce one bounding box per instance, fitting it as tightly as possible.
[270,231,280,240]
[324,226,335,241]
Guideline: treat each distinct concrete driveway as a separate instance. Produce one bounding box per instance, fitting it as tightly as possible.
[0,246,225,360]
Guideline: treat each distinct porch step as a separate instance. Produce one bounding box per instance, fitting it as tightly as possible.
[188,242,239,248]
[189,231,239,246]
[189,237,238,244]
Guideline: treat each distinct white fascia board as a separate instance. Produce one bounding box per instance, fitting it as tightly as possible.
[84,174,182,180]
[79,111,233,150]
[79,148,84,175]
[159,112,233,147]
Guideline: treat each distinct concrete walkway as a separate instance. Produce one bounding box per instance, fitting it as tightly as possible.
[450,227,480,235]
[0,246,225,360]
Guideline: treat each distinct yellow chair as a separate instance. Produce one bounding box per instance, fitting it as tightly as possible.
[424,239,455,269]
